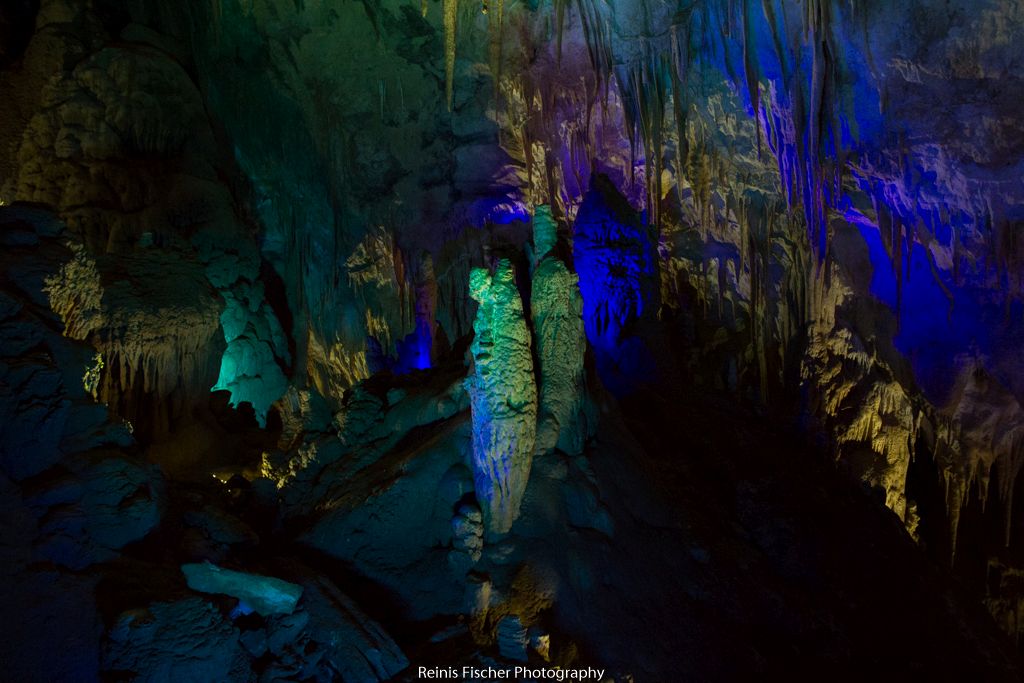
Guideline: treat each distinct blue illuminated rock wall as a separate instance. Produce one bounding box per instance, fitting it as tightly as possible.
[573,176,659,395]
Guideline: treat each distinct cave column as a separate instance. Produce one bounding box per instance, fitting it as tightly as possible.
[530,205,589,455]
[465,260,537,534]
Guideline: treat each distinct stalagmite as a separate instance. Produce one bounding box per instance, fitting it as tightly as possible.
[530,206,589,455]
[465,260,538,534]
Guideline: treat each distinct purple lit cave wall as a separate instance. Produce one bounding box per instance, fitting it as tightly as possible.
[3,0,1024,680]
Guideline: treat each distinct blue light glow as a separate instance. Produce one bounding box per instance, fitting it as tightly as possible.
[393,317,434,374]
[573,177,659,395]
[467,197,530,227]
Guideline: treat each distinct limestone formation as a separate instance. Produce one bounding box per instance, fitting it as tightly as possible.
[802,321,917,523]
[102,598,249,682]
[4,0,1024,677]
[496,615,529,661]
[530,205,589,455]
[0,208,162,570]
[44,243,225,436]
[465,260,538,534]
[31,450,164,570]
[181,562,303,616]
[293,568,410,682]
[450,500,485,571]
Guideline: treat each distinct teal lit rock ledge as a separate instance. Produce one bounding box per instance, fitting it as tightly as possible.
[181,562,302,616]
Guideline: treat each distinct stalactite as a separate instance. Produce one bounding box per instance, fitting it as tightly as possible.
[444,0,458,111]
[741,0,761,156]
[622,44,670,231]
[488,0,505,87]
[998,440,1024,548]
[670,24,690,195]
[553,0,570,59]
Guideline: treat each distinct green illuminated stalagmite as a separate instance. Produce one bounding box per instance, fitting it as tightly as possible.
[465,260,537,534]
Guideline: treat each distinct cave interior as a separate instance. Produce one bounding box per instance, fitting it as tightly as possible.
[3,0,1024,680]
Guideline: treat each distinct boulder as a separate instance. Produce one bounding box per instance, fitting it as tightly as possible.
[181,562,303,616]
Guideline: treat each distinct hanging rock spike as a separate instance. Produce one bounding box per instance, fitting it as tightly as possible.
[444,0,458,111]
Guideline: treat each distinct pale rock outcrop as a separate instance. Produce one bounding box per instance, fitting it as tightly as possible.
[211,279,290,425]
[465,260,538,534]
[182,562,303,616]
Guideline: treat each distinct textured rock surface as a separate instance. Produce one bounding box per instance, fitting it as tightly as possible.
[102,597,249,683]
[264,373,469,517]
[300,412,475,619]
[0,208,163,567]
[573,177,661,395]
[292,568,410,683]
[182,562,303,616]
[496,615,529,662]
[44,242,225,435]
[0,207,135,477]
[3,15,290,430]
[3,0,1024,678]
[450,499,485,571]
[29,450,163,569]
[466,260,538,534]
[530,206,590,456]
[0,205,166,678]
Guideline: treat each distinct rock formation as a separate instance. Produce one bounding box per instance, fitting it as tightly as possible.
[181,562,303,616]
[530,205,590,455]
[466,260,538,534]
[4,0,1024,678]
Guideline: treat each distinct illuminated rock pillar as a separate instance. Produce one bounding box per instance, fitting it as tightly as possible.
[530,206,588,455]
[465,260,537,534]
